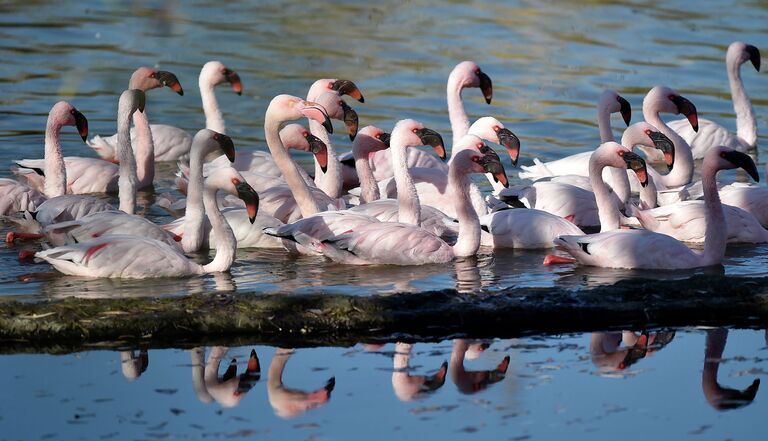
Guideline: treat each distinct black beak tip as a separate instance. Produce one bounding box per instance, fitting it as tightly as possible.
[321,165,328,174]
[484,96,492,105]
[358,95,365,104]
[349,133,355,142]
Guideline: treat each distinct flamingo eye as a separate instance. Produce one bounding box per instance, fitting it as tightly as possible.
[493,126,500,132]
[668,94,675,100]
[149,72,156,78]
[475,69,481,75]
[412,128,418,133]
[618,151,625,156]
[645,129,651,135]
[212,133,220,140]
[69,109,75,114]
[471,155,481,162]
[231,178,241,185]
[375,134,381,139]
[302,131,309,137]
[338,100,343,106]
[327,81,334,89]
[476,142,483,148]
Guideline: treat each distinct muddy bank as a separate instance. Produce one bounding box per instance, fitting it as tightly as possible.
[1,274,767,354]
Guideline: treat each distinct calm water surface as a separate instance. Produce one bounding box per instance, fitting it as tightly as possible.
[1,328,766,440]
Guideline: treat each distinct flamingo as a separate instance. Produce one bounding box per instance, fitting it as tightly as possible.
[11,74,179,194]
[497,122,662,229]
[303,124,509,266]
[667,42,760,161]
[4,101,115,241]
[339,61,492,188]
[549,146,759,270]
[267,348,335,419]
[518,89,632,181]
[32,166,259,278]
[44,128,237,250]
[87,62,239,162]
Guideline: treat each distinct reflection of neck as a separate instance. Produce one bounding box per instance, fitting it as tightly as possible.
[702,329,727,398]
[200,80,226,134]
[43,118,66,198]
[268,348,293,389]
[191,347,214,404]
[265,112,321,217]
[727,57,757,147]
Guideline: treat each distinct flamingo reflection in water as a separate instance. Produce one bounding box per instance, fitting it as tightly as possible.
[703,328,760,410]
[590,330,676,373]
[392,342,448,401]
[191,346,261,408]
[268,348,335,419]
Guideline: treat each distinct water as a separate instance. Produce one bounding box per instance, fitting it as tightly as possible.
[1,1,768,438]
[2,328,766,440]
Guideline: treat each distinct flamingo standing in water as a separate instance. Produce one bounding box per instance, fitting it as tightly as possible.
[88,62,239,162]
[33,166,258,278]
[666,42,760,161]
[548,146,759,269]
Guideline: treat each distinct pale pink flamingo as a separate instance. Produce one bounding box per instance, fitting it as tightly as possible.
[32,166,258,278]
[341,61,492,188]
[190,347,261,408]
[498,123,659,230]
[87,62,240,162]
[450,339,510,395]
[304,126,509,265]
[548,146,759,269]
[0,179,45,216]
[44,128,237,250]
[667,42,760,161]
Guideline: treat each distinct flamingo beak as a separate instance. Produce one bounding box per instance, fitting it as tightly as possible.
[213,132,236,162]
[746,45,761,72]
[722,150,759,182]
[73,109,89,142]
[648,130,675,171]
[617,95,632,126]
[477,150,509,187]
[301,102,334,134]
[308,134,328,173]
[496,128,520,166]
[224,69,242,95]
[670,95,698,132]
[478,70,493,104]
[420,361,449,393]
[415,128,446,160]
[623,151,648,187]
[155,71,184,96]
[331,79,365,103]
[340,100,359,141]
[235,181,259,223]
[379,132,391,147]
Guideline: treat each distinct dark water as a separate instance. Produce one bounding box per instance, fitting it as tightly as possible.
[2,328,766,440]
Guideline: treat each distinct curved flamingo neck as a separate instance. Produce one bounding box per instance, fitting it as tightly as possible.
[354,145,380,204]
[131,110,155,187]
[727,57,757,147]
[597,106,616,143]
[309,120,342,198]
[700,160,727,266]
[43,117,67,198]
[447,76,469,152]
[200,81,226,134]
[449,163,481,257]
[116,107,138,215]
[201,185,237,274]
[644,109,693,188]
[181,140,214,253]
[391,137,421,226]
[265,113,321,217]
[589,150,622,232]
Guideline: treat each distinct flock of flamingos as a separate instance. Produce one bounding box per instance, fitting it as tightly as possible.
[0,41,763,279]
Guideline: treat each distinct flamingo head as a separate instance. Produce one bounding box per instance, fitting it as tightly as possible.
[392,119,446,160]
[201,61,242,95]
[599,90,632,126]
[450,61,493,104]
[644,86,698,132]
[271,95,334,134]
[353,126,391,156]
[622,122,675,170]
[50,101,89,142]
[279,124,328,173]
[712,147,759,182]
[728,41,760,72]
[468,117,521,166]
[314,92,359,141]
[600,141,649,187]
[129,67,183,95]
[458,136,509,187]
